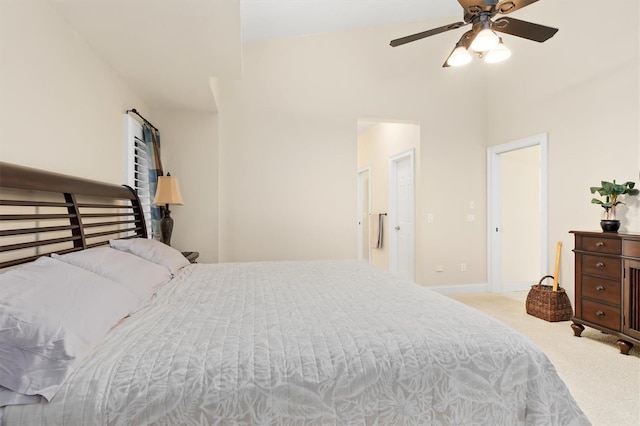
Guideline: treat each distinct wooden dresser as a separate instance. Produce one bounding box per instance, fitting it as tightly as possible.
[571,231,640,354]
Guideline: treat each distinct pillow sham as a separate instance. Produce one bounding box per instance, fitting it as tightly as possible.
[52,246,172,304]
[0,257,140,402]
[110,238,190,275]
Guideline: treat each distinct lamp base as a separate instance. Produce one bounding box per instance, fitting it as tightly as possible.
[160,205,174,245]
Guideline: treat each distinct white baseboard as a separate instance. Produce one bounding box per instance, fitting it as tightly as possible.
[428,282,533,295]
[502,282,534,292]
[428,283,488,295]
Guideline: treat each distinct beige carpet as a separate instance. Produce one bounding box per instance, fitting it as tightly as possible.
[448,291,640,426]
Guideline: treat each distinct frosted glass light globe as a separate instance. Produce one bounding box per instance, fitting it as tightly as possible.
[484,40,511,63]
[447,46,472,67]
[470,28,499,52]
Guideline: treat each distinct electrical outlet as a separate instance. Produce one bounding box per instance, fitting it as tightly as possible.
[427,213,434,223]
[460,263,467,272]
[435,265,444,272]
[467,214,475,222]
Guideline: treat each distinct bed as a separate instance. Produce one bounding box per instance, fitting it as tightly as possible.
[0,162,589,425]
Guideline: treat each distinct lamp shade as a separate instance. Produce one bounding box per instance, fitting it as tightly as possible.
[153,175,184,205]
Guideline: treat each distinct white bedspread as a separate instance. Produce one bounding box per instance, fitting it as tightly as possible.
[3,260,589,425]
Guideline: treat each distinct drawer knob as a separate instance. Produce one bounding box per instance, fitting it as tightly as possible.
[596,262,605,268]
[596,285,605,292]
[595,241,605,248]
[596,310,605,317]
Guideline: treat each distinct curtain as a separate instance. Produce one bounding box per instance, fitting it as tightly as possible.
[142,125,164,240]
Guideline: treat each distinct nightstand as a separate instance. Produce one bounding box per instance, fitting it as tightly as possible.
[181,251,199,264]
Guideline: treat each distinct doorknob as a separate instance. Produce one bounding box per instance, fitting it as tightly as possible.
[395,226,400,230]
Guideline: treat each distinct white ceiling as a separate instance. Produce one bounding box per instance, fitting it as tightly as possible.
[48,0,462,111]
[241,0,461,41]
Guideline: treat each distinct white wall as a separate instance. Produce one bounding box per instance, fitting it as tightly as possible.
[5,0,637,296]
[218,19,488,288]
[0,1,221,263]
[487,0,640,300]
[0,0,148,184]
[151,109,219,263]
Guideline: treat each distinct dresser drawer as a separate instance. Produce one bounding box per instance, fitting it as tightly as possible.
[581,275,620,306]
[581,254,621,280]
[578,236,621,255]
[582,299,621,330]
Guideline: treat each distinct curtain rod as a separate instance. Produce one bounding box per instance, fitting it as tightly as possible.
[126,108,159,132]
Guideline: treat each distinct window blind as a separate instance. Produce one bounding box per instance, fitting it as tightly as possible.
[124,115,152,238]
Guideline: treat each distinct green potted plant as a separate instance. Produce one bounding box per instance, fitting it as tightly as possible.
[590,180,639,232]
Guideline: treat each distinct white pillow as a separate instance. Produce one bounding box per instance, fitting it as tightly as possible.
[52,246,172,303]
[110,238,190,275]
[0,257,140,402]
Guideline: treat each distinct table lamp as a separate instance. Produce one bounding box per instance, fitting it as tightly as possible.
[152,173,184,245]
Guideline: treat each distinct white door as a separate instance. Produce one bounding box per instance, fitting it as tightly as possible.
[357,168,371,261]
[501,146,541,289]
[389,150,415,281]
[487,134,548,293]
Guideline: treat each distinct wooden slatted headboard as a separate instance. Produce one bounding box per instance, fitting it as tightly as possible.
[0,162,148,268]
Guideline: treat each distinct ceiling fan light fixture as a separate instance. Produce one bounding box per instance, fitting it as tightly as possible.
[388,0,558,69]
[470,28,500,52]
[484,38,511,63]
[446,45,472,67]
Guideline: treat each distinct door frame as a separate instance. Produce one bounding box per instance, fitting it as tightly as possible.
[487,133,548,293]
[388,148,415,281]
[357,167,372,261]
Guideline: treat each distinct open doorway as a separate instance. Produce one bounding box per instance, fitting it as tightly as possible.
[357,120,419,280]
[487,134,548,293]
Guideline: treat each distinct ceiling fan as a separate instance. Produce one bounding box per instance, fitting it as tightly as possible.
[390,0,558,67]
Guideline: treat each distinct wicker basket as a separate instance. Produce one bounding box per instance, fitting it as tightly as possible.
[525,275,573,322]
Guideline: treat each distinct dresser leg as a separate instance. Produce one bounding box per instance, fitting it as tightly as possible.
[616,340,633,355]
[571,322,584,337]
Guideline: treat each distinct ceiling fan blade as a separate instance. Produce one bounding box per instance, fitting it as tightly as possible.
[496,0,539,15]
[493,17,558,42]
[458,1,539,22]
[457,0,498,11]
[390,22,467,47]
[458,0,497,22]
